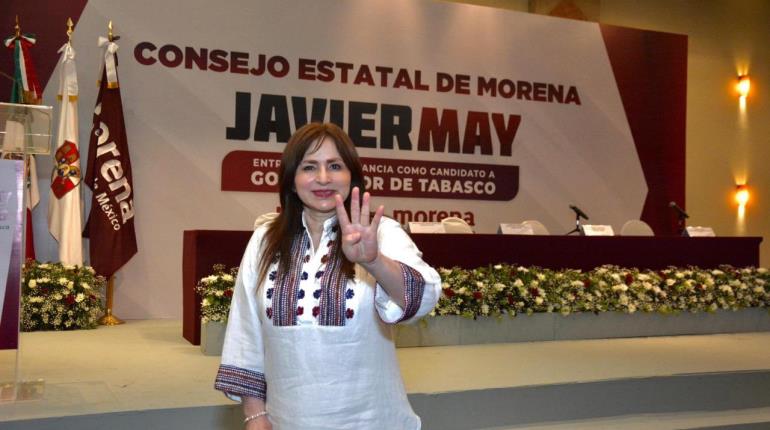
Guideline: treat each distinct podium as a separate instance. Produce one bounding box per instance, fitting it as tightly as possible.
[0,102,52,402]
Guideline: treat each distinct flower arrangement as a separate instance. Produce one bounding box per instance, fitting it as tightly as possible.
[21,260,106,331]
[198,263,770,321]
[434,264,770,318]
[196,264,237,323]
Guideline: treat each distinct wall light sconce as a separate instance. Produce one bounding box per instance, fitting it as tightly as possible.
[735,184,750,206]
[736,75,751,98]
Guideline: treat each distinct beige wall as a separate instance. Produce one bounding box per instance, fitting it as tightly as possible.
[446,0,770,267]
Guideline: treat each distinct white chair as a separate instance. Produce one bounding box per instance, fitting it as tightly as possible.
[253,212,279,229]
[620,220,654,236]
[521,220,549,235]
[441,216,473,234]
[407,222,445,234]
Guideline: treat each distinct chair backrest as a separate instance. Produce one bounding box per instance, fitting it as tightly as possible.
[253,212,279,229]
[407,222,445,234]
[441,216,473,234]
[521,220,550,235]
[620,219,654,236]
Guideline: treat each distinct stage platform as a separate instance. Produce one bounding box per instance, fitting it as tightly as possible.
[1,319,770,429]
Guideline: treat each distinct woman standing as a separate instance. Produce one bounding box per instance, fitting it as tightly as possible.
[215,122,441,429]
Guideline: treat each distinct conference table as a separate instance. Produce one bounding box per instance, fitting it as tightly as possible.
[182,230,762,345]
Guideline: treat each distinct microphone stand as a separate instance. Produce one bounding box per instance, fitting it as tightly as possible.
[566,213,582,235]
[677,213,687,236]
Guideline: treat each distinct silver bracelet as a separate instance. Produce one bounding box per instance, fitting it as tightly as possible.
[244,410,268,424]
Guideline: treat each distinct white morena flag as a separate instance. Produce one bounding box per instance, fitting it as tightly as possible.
[48,41,83,265]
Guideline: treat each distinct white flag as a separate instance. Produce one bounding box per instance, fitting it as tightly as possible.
[48,42,83,266]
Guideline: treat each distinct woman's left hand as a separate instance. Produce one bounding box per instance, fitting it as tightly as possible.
[335,187,384,265]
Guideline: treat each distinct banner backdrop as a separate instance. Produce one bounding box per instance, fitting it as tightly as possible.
[20,0,685,319]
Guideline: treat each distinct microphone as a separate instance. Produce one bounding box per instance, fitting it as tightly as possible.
[569,205,589,220]
[669,201,689,219]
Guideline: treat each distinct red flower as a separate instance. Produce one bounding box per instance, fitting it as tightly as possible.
[582,279,591,288]
[696,284,704,291]
[473,291,483,300]
[312,306,320,317]
[346,308,354,319]
[443,288,455,297]
[297,307,304,316]
[528,288,540,297]
[224,289,233,298]
[507,294,514,305]
[65,295,75,305]
[625,273,634,285]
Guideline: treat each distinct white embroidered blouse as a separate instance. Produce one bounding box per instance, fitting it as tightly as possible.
[215,215,441,430]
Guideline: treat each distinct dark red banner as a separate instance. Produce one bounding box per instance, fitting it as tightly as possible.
[222,150,518,201]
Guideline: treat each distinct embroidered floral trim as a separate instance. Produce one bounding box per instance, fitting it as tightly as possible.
[318,241,350,326]
[214,364,267,401]
[392,262,426,323]
[272,230,310,326]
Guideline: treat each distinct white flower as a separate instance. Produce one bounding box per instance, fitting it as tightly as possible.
[535,297,544,305]
[754,287,764,294]
[28,280,37,288]
[67,281,75,290]
[711,269,724,276]
[215,290,224,297]
[638,274,650,281]
[476,281,485,289]
[441,282,450,289]
[54,294,62,300]
[611,274,621,282]
[757,268,767,274]
[481,304,490,315]
[666,279,675,286]
[40,277,50,283]
[571,281,583,288]
[222,274,234,282]
[64,264,75,270]
[494,283,506,291]
[596,268,607,275]
[675,272,685,279]
[201,298,210,307]
[530,280,539,288]
[619,294,629,305]
[537,273,546,281]
[612,284,629,292]
[458,287,468,295]
[58,277,69,286]
[517,266,529,272]
[493,264,502,270]
[81,282,90,290]
[513,279,524,287]
[643,282,653,291]
[75,293,85,303]
[627,304,637,313]
[39,263,49,269]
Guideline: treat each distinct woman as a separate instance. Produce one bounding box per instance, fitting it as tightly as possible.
[215,122,441,429]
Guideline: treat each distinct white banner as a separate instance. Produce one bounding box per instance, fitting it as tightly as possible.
[45,0,653,318]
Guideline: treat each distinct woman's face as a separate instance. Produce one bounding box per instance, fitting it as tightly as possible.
[294,137,352,219]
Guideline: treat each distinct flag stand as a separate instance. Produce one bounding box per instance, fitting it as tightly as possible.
[99,276,124,325]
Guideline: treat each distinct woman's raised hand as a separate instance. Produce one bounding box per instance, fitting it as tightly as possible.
[335,187,384,265]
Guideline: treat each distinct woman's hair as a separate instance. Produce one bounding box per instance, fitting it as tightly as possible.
[256,122,365,288]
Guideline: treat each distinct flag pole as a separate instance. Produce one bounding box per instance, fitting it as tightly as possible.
[99,275,124,325]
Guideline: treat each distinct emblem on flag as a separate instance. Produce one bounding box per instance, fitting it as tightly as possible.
[51,141,81,198]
